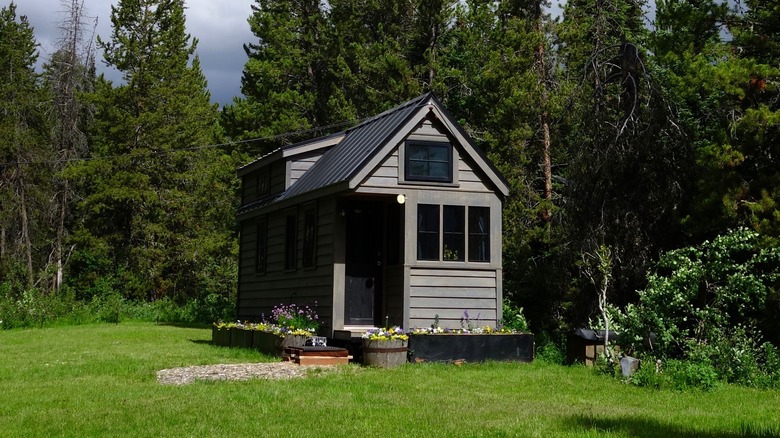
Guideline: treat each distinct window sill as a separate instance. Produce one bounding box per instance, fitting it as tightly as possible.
[399,180,459,188]
[411,261,496,270]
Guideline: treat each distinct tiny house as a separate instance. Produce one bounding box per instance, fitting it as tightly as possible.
[236,93,510,337]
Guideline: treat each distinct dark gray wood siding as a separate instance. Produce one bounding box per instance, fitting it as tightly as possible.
[408,268,498,329]
[361,117,493,194]
[289,152,324,186]
[237,198,336,332]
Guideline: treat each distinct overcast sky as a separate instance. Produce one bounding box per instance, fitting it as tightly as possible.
[13,0,255,106]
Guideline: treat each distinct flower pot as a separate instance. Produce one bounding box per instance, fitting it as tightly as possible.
[362,338,408,368]
[278,334,309,351]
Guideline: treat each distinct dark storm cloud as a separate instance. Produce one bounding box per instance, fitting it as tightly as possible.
[12,0,254,106]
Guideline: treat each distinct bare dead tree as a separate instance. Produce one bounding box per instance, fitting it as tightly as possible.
[582,244,614,363]
[47,0,96,292]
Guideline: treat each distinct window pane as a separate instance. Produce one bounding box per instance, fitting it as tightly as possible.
[427,145,449,162]
[408,144,428,160]
[408,161,429,177]
[302,208,317,268]
[285,214,297,270]
[468,207,490,262]
[257,168,270,196]
[255,219,267,273]
[417,204,439,260]
[443,206,464,261]
[428,162,449,178]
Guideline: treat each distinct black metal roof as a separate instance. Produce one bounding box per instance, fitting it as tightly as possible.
[276,93,433,202]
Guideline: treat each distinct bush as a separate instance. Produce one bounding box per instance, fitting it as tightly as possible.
[535,334,566,365]
[619,228,780,388]
[501,299,529,332]
[1,283,235,330]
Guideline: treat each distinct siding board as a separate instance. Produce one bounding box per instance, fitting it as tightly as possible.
[409,287,496,299]
[410,276,496,288]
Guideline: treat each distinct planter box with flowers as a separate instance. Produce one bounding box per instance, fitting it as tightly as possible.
[408,321,534,363]
[253,303,320,356]
[361,327,409,368]
[212,303,319,355]
[211,322,233,347]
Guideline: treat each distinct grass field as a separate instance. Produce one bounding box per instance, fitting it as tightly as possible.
[1,323,779,437]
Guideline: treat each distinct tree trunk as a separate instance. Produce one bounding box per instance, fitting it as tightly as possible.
[536,26,553,222]
[54,181,68,292]
[17,167,34,288]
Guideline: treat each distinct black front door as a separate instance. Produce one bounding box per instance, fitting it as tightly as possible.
[344,201,383,326]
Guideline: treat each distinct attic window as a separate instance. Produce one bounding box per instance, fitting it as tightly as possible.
[257,168,270,197]
[405,141,452,183]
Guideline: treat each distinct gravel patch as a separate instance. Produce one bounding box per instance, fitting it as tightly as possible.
[157,361,336,385]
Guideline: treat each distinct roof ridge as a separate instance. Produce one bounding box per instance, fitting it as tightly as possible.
[346,92,433,133]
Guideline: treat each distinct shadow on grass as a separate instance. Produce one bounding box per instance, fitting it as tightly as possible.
[566,415,780,438]
[190,339,213,345]
[156,322,211,329]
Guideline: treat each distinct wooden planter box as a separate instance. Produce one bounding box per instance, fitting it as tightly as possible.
[252,331,309,356]
[286,346,351,366]
[230,327,254,348]
[408,334,535,363]
[211,327,231,347]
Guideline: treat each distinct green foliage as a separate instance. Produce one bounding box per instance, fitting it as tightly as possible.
[620,228,780,388]
[65,0,237,305]
[535,334,566,365]
[501,299,529,332]
[653,0,780,240]
[0,3,53,289]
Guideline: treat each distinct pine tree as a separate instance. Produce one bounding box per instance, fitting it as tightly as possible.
[223,0,339,155]
[653,0,780,240]
[0,3,51,289]
[70,0,226,301]
[328,0,419,118]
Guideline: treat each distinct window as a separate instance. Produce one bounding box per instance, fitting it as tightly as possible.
[416,204,491,263]
[443,206,464,261]
[302,206,317,268]
[468,207,490,262]
[255,218,267,274]
[257,168,270,197]
[417,204,440,260]
[285,213,297,270]
[405,141,452,182]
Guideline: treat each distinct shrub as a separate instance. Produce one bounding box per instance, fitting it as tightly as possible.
[500,299,529,332]
[535,333,566,365]
[619,228,780,388]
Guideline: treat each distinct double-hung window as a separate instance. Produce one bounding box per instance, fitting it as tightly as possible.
[255,218,267,274]
[302,206,317,268]
[285,213,297,270]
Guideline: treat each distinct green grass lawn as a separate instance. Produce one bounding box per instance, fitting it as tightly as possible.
[1,323,779,437]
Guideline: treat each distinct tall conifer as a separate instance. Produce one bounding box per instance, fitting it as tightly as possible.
[0,3,50,289]
[70,0,225,300]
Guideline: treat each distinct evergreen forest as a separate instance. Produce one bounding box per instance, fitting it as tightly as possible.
[1,0,779,387]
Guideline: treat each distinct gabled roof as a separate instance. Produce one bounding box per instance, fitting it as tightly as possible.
[242,93,509,210]
[277,93,433,201]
